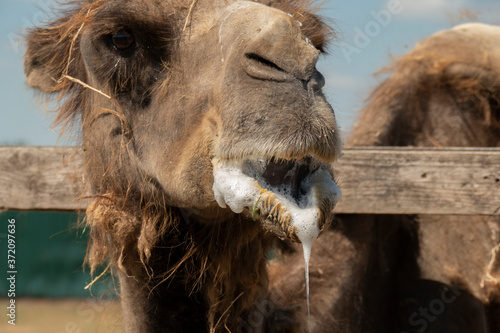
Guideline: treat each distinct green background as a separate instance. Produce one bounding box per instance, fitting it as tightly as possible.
[0,211,114,298]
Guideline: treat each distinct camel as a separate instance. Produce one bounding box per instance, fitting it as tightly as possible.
[269,23,500,332]
[24,0,342,332]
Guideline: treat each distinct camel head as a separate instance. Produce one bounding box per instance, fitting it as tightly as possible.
[24,0,341,242]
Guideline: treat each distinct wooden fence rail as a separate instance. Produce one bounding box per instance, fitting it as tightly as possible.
[1,146,500,215]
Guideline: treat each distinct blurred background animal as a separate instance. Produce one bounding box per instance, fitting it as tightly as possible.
[269,23,500,333]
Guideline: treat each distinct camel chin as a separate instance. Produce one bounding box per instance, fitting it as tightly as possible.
[212,156,341,242]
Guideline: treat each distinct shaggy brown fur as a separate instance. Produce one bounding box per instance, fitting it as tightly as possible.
[269,23,500,332]
[24,0,340,332]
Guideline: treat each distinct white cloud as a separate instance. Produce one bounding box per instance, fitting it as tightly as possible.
[388,0,469,20]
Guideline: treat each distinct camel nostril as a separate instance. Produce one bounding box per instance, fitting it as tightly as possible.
[308,70,325,92]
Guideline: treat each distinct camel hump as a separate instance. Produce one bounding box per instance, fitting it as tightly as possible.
[452,22,500,35]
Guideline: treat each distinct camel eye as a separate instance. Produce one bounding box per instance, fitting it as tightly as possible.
[111,29,135,51]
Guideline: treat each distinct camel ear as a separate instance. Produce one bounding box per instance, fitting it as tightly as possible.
[24,26,68,93]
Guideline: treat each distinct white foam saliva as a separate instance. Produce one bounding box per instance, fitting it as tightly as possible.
[290,168,340,333]
[287,197,319,333]
[212,159,341,332]
[212,160,262,214]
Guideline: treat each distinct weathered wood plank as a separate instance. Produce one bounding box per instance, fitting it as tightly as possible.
[333,147,500,215]
[1,146,500,215]
[0,146,86,211]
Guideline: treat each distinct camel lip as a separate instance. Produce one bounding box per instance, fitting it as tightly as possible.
[214,143,341,167]
[211,155,338,211]
[211,156,341,241]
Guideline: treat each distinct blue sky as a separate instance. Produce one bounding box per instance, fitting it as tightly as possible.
[1,0,499,146]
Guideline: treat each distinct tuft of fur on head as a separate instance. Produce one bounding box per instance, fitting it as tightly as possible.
[268,0,335,53]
